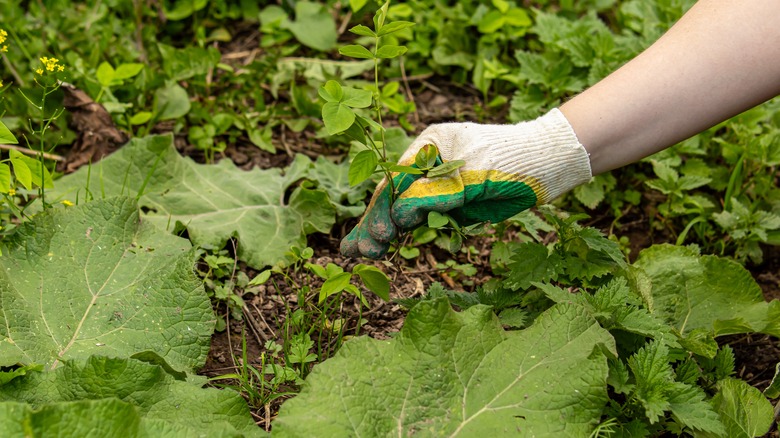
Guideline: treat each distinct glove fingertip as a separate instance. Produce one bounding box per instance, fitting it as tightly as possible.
[358,238,390,260]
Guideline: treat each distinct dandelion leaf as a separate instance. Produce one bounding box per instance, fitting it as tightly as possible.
[273,298,616,437]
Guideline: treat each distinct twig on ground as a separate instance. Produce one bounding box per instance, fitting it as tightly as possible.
[0,143,64,161]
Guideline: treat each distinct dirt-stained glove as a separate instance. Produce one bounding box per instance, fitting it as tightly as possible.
[340,108,592,259]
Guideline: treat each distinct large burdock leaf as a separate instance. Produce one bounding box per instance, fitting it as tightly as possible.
[42,135,335,269]
[0,197,213,372]
[0,355,264,437]
[273,298,616,436]
[635,244,780,337]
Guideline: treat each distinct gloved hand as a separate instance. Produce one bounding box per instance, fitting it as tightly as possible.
[340,108,593,259]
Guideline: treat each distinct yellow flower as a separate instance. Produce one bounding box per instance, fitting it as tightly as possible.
[8,188,15,196]
[35,68,43,75]
[0,80,3,88]
[37,56,65,73]
[0,46,7,53]
[0,29,7,45]
[61,200,74,207]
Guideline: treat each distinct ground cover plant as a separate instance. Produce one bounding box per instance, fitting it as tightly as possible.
[0,0,779,436]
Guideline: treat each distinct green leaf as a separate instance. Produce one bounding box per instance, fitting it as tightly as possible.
[628,341,673,423]
[340,86,373,108]
[0,163,11,193]
[376,21,415,36]
[0,120,18,144]
[426,160,466,178]
[318,80,343,102]
[9,155,32,190]
[504,242,560,290]
[40,135,335,269]
[667,382,724,435]
[95,61,115,87]
[427,211,449,228]
[158,44,220,82]
[163,0,207,20]
[320,272,352,302]
[155,81,191,120]
[353,265,390,301]
[322,102,355,135]
[274,300,615,436]
[375,45,407,59]
[348,24,375,37]
[283,2,338,51]
[0,197,213,372]
[348,150,378,186]
[339,45,374,59]
[129,111,153,126]
[0,356,260,436]
[113,63,144,81]
[764,363,780,399]
[478,10,506,33]
[709,378,773,438]
[635,244,780,337]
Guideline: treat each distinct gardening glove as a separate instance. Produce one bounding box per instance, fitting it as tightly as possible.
[340,108,592,259]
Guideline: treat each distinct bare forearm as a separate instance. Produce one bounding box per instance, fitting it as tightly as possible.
[560,0,780,175]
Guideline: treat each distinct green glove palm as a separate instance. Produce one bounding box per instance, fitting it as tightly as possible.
[341,109,592,259]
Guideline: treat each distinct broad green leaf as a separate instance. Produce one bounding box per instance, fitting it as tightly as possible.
[155,81,191,120]
[0,120,18,144]
[307,156,370,218]
[0,356,262,437]
[283,2,337,51]
[318,80,343,102]
[274,299,616,436]
[353,265,390,300]
[158,44,220,82]
[95,61,115,87]
[322,102,355,135]
[703,378,773,438]
[375,45,407,59]
[348,0,368,13]
[339,45,374,59]
[9,155,31,190]
[349,24,375,37]
[163,0,207,20]
[340,86,373,108]
[130,111,153,125]
[635,245,780,337]
[0,197,213,371]
[427,211,449,228]
[376,21,415,36]
[40,135,335,269]
[114,63,145,81]
[348,150,378,186]
[478,10,506,33]
[0,163,10,193]
[320,272,352,302]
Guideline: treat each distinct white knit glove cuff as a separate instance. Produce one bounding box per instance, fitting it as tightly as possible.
[474,108,593,204]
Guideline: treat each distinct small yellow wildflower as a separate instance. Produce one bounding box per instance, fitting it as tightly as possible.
[61,200,74,207]
[0,28,8,52]
[0,80,3,88]
[35,68,43,75]
[8,188,15,196]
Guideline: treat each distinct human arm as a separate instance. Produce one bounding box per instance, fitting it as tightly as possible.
[341,0,780,259]
[562,0,780,174]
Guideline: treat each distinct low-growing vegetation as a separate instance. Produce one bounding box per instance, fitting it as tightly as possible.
[1,0,778,436]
